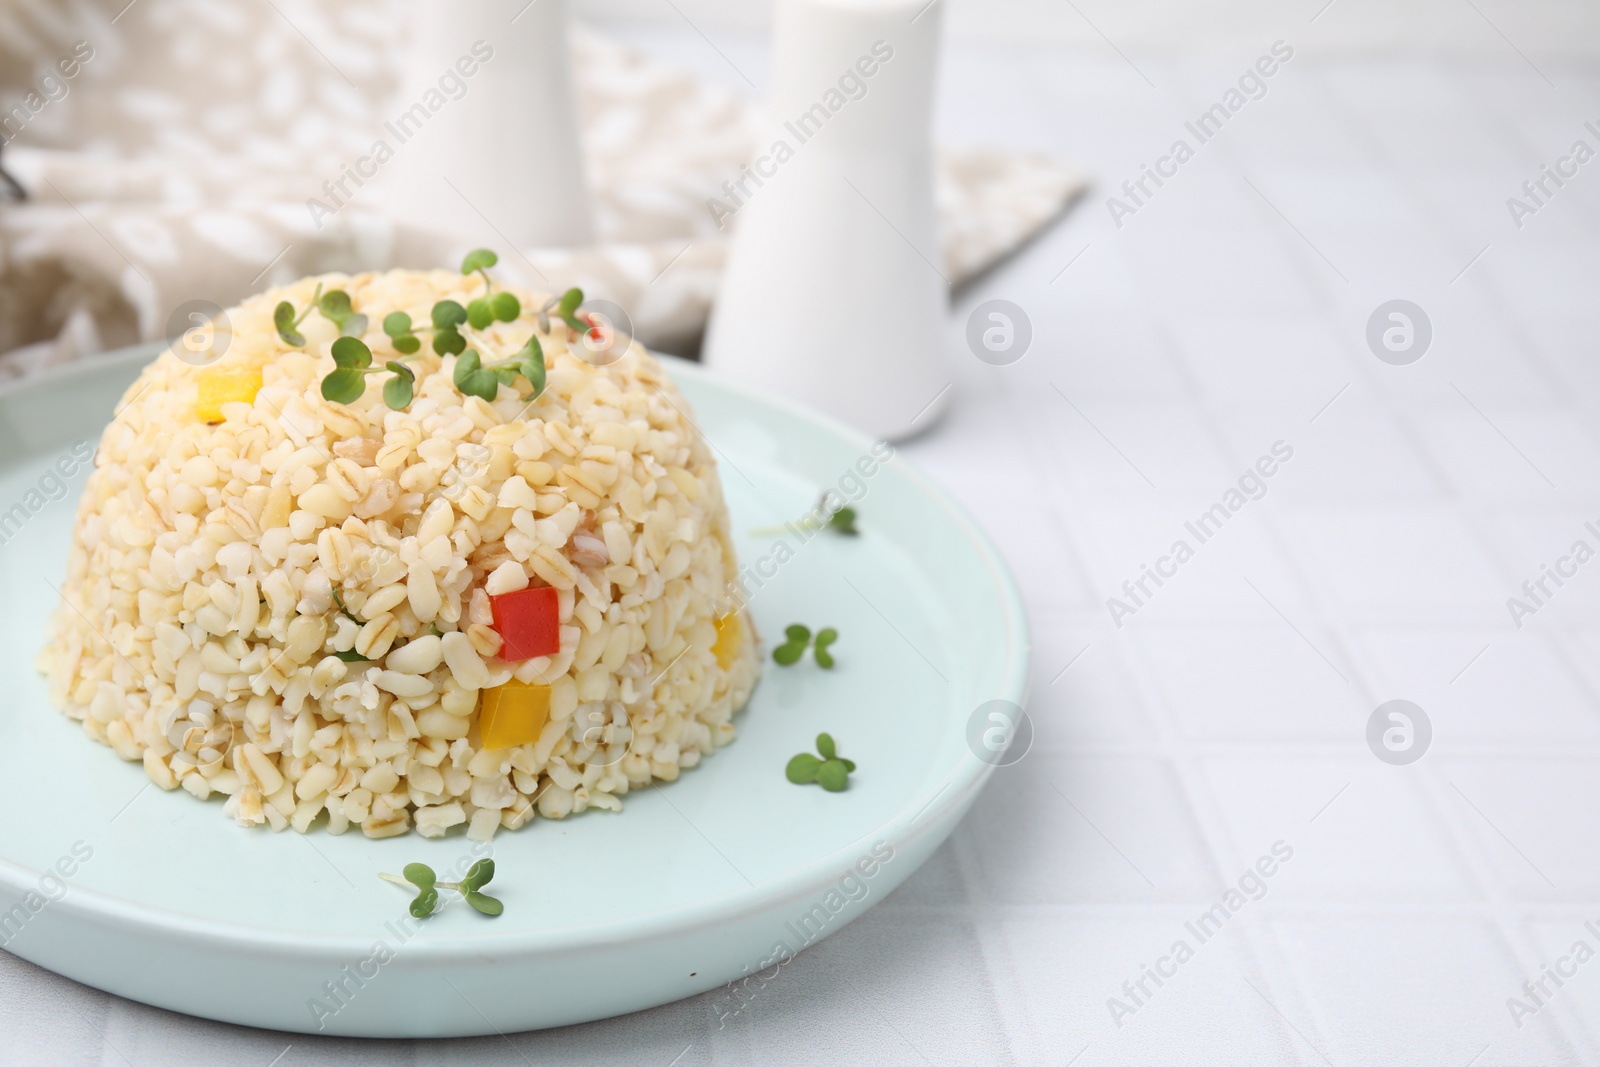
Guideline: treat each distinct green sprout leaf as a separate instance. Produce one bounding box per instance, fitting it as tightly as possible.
[786,753,822,784]
[383,361,415,410]
[827,507,859,536]
[453,348,481,386]
[432,300,468,330]
[557,287,586,332]
[392,334,421,355]
[332,648,370,662]
[410,887,440,918]
[814,628,838,669]
[433,327,466,356]
[816,732,836,761]
[465,890,504,916]
[817,759,850,792]
[317,290,367,338]
[784,624,811,644]
[330,335,372,369]
[319,289,353,320]
[467,298,494,331]
[490,291,521,322]
[321,339,372,404]
[274,301,305,347]
[461,858,495,892]
[772,641,806,666]
[517,335,546,399]
[321,368,366,404]
[822,732,852,773]
[403,863,436,889]
[461,248,498,274]
[453,349,501,401]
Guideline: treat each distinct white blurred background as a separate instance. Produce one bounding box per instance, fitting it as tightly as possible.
[577,0,1600,54]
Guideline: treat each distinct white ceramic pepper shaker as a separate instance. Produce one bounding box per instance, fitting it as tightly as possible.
[385,0,594,249]
[702,0,950,440]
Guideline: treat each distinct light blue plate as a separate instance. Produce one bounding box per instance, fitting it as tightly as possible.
[0,344,1028,1037]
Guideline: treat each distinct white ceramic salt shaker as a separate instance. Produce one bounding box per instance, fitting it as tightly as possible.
[702,0,950,441]
[385,0,594,249]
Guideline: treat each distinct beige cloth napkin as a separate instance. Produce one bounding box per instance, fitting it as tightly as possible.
[0,0,1085,378]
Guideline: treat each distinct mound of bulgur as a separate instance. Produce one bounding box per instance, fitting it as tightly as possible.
[39,269,760,839]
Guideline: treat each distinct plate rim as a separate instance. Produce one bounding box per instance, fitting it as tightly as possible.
[0,342,1030,961]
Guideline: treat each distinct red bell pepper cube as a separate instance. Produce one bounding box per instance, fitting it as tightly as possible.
[490,585,560,661]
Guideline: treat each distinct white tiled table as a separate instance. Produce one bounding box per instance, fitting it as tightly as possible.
[6,25,1600,1067]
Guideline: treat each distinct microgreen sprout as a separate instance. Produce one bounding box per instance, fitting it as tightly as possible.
[786,732,855,792]
[453,335,546,403]
[773,624,809,665]
[459,248,524,331]
[752,495,860,539]
[557,287,586,332]
[461,247,498,283]
[536,288,587,335]
[773,625,838,668]
[453,349,497,400]
[319,336,370,404]
[274,282,323,346]
[317,289,368,338]
[431,299,469,356]
[814,628,839,668]
[379,859,503,918]
[319,336,426,411]
[383,311,421,354]
[383,361,416,409]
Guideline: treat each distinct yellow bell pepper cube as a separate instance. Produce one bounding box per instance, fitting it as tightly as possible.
[196,368,263,423]
[712,612,743,669]
[478,679,551,750]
